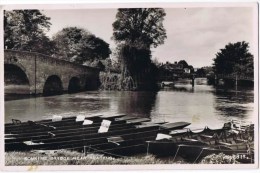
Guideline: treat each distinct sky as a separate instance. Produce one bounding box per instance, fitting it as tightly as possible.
[42,7,254,68]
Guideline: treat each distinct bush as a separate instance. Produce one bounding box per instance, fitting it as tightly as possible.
[99,72,121,90]
[200,153,240,164]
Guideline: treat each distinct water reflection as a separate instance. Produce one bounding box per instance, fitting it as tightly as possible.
[213,86,254,119]
[162,85,195,93]
[117,91,157,118]
[5,79,254,129]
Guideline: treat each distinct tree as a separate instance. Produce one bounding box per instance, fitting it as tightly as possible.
[213,41,254,76]
[52,27,111,64]
[113,8,166,48]
[4,10,55,55]
[112,8,167,90]
[178,60,189,69]
[196,68,206,77]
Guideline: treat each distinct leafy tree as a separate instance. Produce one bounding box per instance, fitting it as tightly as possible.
[178,60,189,69]
[4,10,55,55]
[213,41,254,77]
[113,8,166,48]
[112,8,167,90]
[52,27,111,64]
[196,68,206,77]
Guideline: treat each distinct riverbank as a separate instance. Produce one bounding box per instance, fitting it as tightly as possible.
[5,151,185,166]
[5,151,241,166]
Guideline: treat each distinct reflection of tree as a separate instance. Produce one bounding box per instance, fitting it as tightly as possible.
[117,91,157,118]
[213,88,254,119]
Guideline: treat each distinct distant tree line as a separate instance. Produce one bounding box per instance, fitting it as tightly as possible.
[4,10,111,68]
[6,10,253,91]
[213,41,254,77]
[4,9,167,91]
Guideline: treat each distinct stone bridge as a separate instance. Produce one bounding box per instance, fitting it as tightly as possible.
[4,50,100,96]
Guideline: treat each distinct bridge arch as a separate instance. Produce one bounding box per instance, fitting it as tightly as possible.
[68,77,81,93]
[43,75,63,96]
[5,50,100,95]
[4,64,30,94]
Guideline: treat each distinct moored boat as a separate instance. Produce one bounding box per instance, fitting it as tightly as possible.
[146,122,254,163]
[5,115,191,153]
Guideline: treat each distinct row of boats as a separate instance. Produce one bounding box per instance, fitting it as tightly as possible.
[5,114,254,163]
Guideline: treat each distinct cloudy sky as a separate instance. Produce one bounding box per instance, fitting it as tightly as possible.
[42,7,255,68]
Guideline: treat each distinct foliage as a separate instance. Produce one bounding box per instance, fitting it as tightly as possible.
[112,8,167,49]
[213,41,254,76]
[196,68,206,77]
[200,153,240,164]
[118,45,159,90]
[52,27,111,64]
[112,8,166,90]
[152,57,161,68]
[4,10,55,55]
[178,60,189,69]
[99,72,121,90]
[5,151,175,166]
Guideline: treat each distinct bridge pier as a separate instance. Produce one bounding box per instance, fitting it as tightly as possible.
[191,74,195,87]
[4,50,101,96]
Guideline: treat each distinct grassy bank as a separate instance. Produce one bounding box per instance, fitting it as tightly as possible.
[5,151,185,166]
[5,150,243,166]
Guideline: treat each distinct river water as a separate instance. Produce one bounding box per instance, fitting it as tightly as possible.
[5,78,255,129]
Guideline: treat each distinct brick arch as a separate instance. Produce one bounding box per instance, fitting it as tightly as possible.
[4,50,100,95]
[4,63,31,85]
[43,75,63,96]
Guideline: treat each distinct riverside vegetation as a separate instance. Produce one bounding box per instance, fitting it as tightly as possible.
[6,151,240,166]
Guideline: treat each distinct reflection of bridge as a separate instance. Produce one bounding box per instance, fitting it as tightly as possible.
[4,50,100,95]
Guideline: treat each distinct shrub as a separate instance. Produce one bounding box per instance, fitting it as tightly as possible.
[200,153,240,164]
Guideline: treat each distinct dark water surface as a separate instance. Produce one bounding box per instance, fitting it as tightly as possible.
[5,78,254,129]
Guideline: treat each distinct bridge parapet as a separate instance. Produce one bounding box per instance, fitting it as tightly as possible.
[4,49,99,72]
[4,49,101,95]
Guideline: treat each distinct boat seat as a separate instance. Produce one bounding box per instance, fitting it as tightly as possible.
[200,134,214,139]
[218,141,232,146]
[235,138,247,143]
[182,138,198,142]
[107,136,124,145]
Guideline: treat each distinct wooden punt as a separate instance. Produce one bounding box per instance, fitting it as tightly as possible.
[33,135,157,157]
[5,116,149,136]
[5,126,158,151]
[5,121,191,152]
[5,118,153,143]
[177,144,254,163]
[146,123,254,163]
[5,114,126,132]
[29,123,192,157]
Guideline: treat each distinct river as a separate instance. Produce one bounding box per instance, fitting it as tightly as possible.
[5,78,255,129]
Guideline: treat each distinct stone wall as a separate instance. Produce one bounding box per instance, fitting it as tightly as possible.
[4,50,100,94]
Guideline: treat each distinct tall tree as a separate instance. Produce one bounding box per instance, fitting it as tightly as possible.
[52,27,111,64]
[213,41,254,77]
[4,10,55,55]
[112,8,167,90]
[178,60,189,69]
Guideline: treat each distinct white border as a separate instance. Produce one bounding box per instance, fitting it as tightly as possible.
[0,1,259,171]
